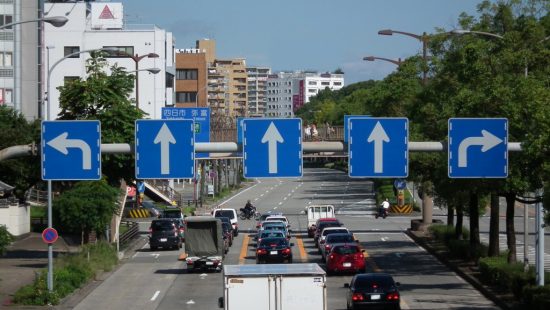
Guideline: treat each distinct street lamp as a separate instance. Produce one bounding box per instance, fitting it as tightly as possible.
[363,56,403,66]
[44,47,116,292]
[378,29,429,84]
[0,16,68,30]
[114,52,159,109]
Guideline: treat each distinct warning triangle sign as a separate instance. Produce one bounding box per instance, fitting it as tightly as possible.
[99,5,115,19]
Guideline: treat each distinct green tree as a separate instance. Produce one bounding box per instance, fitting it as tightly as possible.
[0,106,40,201]
[56,52,144,186]
[0,225,14,255]
[53,180,119,244]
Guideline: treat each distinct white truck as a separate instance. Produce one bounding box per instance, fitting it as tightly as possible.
[306,205,335,237]
[218,264,327,310]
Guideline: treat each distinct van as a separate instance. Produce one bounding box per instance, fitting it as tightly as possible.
[306,205,335,237]
[213,208,239,236]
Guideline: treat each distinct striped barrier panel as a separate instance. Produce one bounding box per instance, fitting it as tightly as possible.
[128,208,150,218]
[390,204,413,214]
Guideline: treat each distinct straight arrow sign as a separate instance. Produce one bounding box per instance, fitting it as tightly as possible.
[261,122,284,174]
[367,121,390,173]
[154,123,176,175]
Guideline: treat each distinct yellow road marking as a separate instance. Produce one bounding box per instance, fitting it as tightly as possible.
[362,248,381,272]
[296,234,307,262]
[239,234,250,264]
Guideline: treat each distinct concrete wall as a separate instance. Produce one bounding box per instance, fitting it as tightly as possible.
[0,203,30,236]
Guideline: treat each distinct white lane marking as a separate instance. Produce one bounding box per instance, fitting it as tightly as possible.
[150,253,160,259]
[186,300,196,304]
[254,198,259,201]
[150,290,160,301]
[200,273,208,279]
[455,275,467,283]
[403,232,426,251]
[283,197,287,201]
[132,252,139,259]
[278,202,283,205]
[274,207,278,210]
[291,190,295,193]
[217,182,259,206]
[287,193,291,197]
[381,237,388,242]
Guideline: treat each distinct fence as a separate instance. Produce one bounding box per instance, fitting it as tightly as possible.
[210,125,345,142]
[119,221,139,247]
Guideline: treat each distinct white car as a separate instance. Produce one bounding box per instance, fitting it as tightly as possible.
[212,208,239,236]
[264,215,290,228]
[318,227,351,251]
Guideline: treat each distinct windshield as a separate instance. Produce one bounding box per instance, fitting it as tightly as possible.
[334,246,360,255]
[327,234,353,243]
[151,221,175,231]
[162,210,181,218]
[215,210,235,219]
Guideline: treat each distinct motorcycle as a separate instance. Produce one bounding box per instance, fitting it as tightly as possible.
[239,208,259,220]
[375,207,388,219]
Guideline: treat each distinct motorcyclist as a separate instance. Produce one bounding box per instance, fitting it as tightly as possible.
[243,200,256,218]
[378,198,390,218]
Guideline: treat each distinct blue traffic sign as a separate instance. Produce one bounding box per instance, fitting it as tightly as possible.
[243,118,302,178]
[348,117,408,178]
[162,107,210,158]
[135,119,195,179]
[42,120,101,180]
[394,179,407,190]
[237,117,245,144]
[344,115,367,143]
[448,118,508,178]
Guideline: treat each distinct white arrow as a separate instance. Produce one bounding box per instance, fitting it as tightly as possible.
[47,132,92,170]
[458,130,503,168]
[150,253,159,259]
[154,123,176,175]
[367,122,390,173]
[261,122,284,174]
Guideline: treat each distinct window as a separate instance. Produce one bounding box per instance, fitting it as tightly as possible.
[321,81,330,86]
[0,52,12,67]
[64,76,79,84]
[308,81,317,85]
[103,46,134,58]
[64,46,80,58]
[4,88,12,103]
[0,15,13,29]
[175,92,197,103]
[333,82,342,86]
[176,69,198,80]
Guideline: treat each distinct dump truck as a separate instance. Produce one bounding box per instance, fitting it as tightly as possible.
[179,216,224,272]
[218,264,327,310]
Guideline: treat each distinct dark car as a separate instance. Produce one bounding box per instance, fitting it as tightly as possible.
[345,273,401,310]
[256,237,294,264]
[149,219,182,251]
[326,244,365,275]
[161,208,184,220]
[313,218,342,246]
[221,222,234,247]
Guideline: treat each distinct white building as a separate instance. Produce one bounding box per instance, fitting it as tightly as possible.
[265,71,345,117]
[246,66,270,117]
[44,1,174,120]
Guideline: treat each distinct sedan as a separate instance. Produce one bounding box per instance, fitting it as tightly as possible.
[256,237,294,264]
[255,230,286,245]
[326,244,365,275]
[320,233,357,261]
[345,273,401,310]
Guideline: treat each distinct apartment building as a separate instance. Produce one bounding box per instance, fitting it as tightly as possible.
[246,66,270,117]
[44,1,175,120]
[214,58,247,118]
[174,48,207,108]
[0,0,41,120]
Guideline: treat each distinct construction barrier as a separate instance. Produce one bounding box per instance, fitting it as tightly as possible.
[128,208,150,218]
[390,204,413,214]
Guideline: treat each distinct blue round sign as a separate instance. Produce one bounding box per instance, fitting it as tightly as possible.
[42,227,59,244]
[394,179,407,190]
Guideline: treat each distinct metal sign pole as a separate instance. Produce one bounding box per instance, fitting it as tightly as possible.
[536,187,545,286]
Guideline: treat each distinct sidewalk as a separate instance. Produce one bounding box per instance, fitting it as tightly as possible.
[0,232,80,306]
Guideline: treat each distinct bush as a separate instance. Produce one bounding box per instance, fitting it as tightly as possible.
[0,225,14,255]
[13,241,117,305]
[429,224,469,246]
[523,285,550,310]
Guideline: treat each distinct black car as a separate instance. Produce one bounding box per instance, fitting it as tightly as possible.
[256,237,293,264]
[345,273,401,310]
[149,219,182,251]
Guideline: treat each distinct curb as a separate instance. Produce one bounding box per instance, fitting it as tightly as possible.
[405,229,513,310]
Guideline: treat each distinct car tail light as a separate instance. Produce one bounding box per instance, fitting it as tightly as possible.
[386,292,399,300]
[179,227,185,233]
[282,248,291,255]
[329,254,334,260]
[257,249,267,255]
[352,293,364,301]
[325,244,331,252]
[173,229,178,237]
[354,253,364,261]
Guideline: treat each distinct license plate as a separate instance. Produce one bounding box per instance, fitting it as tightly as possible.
[206,261,214,265]
[370,294,381,300]
[343,262,351,267]
[160,238,167,242]
[270,251,278,255]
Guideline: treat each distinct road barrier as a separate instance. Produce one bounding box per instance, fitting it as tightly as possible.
[390,204,413,214]
[127,208,150,218]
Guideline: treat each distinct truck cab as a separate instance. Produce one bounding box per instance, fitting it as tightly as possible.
[306,205,335,237]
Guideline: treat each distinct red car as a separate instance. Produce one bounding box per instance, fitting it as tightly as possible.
[326,244,365,275]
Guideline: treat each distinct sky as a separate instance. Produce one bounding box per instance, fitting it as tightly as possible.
[119,0,482,85]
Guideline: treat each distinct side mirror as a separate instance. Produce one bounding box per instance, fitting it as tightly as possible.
[344,283,350,288]
[361,249,365,252]
[356,239,360,243]
[218,296,224,308]
[395,282,401,287]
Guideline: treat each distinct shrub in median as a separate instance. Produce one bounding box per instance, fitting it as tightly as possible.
[523,285,550,310]
[13,241,117,305]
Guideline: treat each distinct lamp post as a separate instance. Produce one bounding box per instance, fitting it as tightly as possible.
[363,56,403,66]
[378,29,429,84]
[453,29,549,286]
[116,52,159,110]
[45,47,116,292]
[0,16,68,29]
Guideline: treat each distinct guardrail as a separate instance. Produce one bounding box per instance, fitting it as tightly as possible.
[119,221,139,247]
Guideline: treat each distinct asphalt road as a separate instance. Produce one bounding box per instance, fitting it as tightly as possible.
[75,168,500,310]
